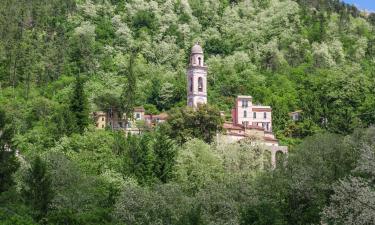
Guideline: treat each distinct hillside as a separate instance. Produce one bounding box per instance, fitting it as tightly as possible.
[0,0,375,224]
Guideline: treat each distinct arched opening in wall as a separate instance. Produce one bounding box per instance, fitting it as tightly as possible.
[198,77,203,92]
[188,100,193,107]
[198,57,201,66]
[276,151,285,168]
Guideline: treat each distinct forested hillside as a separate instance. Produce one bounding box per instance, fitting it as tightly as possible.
[1,0,375,224]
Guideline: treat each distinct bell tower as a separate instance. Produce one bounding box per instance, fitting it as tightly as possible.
[187,43,207,108]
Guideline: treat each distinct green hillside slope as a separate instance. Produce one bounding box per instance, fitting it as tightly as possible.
[0,1,374,224]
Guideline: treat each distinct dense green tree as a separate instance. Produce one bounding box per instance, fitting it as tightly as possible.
[277,133,360,224]
[0,149,19,194]
[120,51,137,127]
[122,134,155,185]
[0,109,19,193]
[173,139,224,193]
[22,156,54,221]
[69,75,89,134]
[240,201,285,225]
[152,128,177,183]
[322,128,375,224]
[166,105,223,144]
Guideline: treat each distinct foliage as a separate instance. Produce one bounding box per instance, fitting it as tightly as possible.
[70,75,90,134]
[165,105,224,144]
[173,139,223,193]
[22,156,54,221]
[0,109,20,193]
[0,0,374,224]
[322,128,375,224]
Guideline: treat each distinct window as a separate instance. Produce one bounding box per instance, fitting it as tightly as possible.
[242,100,248,107]
[102,117,104,121]
[244,110,247,118]
[198,77,203,92]
[102,125,104,128]
[264,112,267,119]
[190,77,193,92]
[198,57,201,66]
[136,113,140,119]
[253,112,257,119]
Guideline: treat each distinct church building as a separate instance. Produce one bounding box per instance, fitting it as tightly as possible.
[93,43,288,164]
[185,43,288,166]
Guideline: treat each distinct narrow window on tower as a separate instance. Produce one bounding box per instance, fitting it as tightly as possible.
[253,112,256,119]
[198,57,202,66]
[244,110,247,118]
[264,112,267,119]
[190,77,193,92]
[198,77,203,92]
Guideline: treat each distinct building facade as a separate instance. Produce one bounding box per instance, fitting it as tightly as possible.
[187,43,208,109]
[92,107,167,134]
[231,96,272,132]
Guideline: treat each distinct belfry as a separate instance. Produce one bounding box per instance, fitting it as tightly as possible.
[187,43,207,108]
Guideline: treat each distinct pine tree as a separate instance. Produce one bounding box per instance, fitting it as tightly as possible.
[153,129,176,183]
[22,156,53,221]
[70,75,89,134]
[122,134,155,185]
[0,109,19,193]
[121,49,137,127]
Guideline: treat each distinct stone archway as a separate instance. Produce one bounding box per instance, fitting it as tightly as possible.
[270,146,288,169]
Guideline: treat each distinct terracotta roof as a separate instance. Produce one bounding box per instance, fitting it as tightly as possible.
[144,113,169,120]
[154,113,168,120]
[134,107,145,112]
[92,111,106,116]
[264,136,278,142]
[223,122,244,130]
[288,110,303,116]
[246,125,265,130]
[144,115,152,120]
[237,95,252,99]
[223,122,266,131]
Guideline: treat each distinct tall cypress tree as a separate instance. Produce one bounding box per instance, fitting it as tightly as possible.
[70,75,89,134]
[0,109,19,193]
[153,129,176,183]
[22,156,53,221]
[121,49,137,128]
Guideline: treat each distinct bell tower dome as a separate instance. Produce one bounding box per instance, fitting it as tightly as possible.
[187,43,207,108]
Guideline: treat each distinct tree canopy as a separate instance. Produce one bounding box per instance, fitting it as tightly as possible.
[0,0,374,224]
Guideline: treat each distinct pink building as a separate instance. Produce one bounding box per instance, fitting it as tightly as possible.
[231,96,272,132]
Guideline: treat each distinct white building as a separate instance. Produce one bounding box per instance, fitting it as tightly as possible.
[187,43,208,108]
